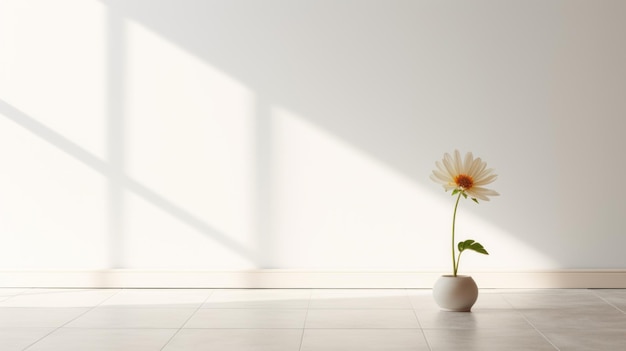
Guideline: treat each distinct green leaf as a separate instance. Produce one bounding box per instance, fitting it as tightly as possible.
[458,239,489,255]
[462,192,467,199]
[457,239,474,252]
[451,189,460,196]
[472,198,479,204]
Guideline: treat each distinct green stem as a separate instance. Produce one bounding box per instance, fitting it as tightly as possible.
[452,192,462,277]
[455,250,463,276]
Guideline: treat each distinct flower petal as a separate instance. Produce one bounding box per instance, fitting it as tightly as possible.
[474,174,498,186]
[467,186,500,201]
[435,161,450,177]
[476,167,495,180]
[476,187,499,196]
[465,190,490,201]
[430,174,447,185]
[453,150,463,175]
[431,170,451,183]
[472,160,487,178]
[431,150,498,200]
[463,151,474,174]
[442,153,456,177]
[467,157,483,177]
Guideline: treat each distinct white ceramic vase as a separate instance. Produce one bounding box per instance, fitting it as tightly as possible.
[432,275,478,312]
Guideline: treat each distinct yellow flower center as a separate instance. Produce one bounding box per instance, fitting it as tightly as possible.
[454,174,474,190]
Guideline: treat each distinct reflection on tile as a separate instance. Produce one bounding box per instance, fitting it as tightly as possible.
[416,309,532,329]
[202,289,310,309]
[0,289,120,308]
[305,309,420,329]
[0,328,55,351]
[65,308,195,329]
[471,293,513,310]
[408,290,512,311]
[497,289,590,295]
[521,306,626,330]
[407,290,439,311]
[0,308,89,328]
[185,308,307,328]
[27,328,176,351]
[502,292,606,310]
[592,289,626,297]
[0,288,623,350]
[542,329,626,350]
[309,289,412,309]
[163,329,303,351]
[101,289,212,309]
[301,329,430,351]
[423,329,557,351]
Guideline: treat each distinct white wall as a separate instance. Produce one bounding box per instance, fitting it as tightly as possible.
[1,0,625,273]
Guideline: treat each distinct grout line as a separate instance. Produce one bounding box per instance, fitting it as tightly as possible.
[21,288,124,350]
[500,293,561,351]
[407,288,433,351]
[159,289,215,351]
[589,289,626,314]
[517,315,561,351]
[297,289,313,351]
[11,288,626,350]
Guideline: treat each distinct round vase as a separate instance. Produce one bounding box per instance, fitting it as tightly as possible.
[433,275,478,312]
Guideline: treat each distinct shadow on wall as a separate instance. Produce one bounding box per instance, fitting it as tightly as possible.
[0,99,260,267]
[4,0,626,269]
[101,0,571,266]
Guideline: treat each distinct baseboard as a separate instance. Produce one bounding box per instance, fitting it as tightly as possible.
[1,270,626,289]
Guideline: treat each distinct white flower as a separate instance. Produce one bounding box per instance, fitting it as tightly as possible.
[430,150,500,201]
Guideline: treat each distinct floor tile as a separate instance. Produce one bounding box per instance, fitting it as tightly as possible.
[26,328,176,351]
[592,289,626,312]
[521,305,626,330]
[300,329,430,351]
[184,308,307,328]
[309,289,412,309]
[542,329,626,351]
[591,289,626,296]
[416,309,532,329]
[423,328,557,351]
[502,291,606,310]
[471,292,513,310]
[65,308,196,329]
[2,287,625,350]
[162,329,303,351]
[305,309,420,329]
[202,289,310,309]
[100,289,212,309]
[0,328,54,351]
[407,290,439,310]
[498,289,590,294]
[408,290,512,311]
[0,289,120,308]
[0,308,89,328]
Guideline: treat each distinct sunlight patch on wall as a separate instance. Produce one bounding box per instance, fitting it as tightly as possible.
[0,0,110,269]
[271,106,444,269]
[0,1,561,271]
[453,210,557,271]
[0,0,108,160]
[122,20,257,268]
[0,115,109,269]
[270,106,556,270]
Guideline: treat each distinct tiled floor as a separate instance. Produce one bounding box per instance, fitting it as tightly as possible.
[0,288,625,350]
